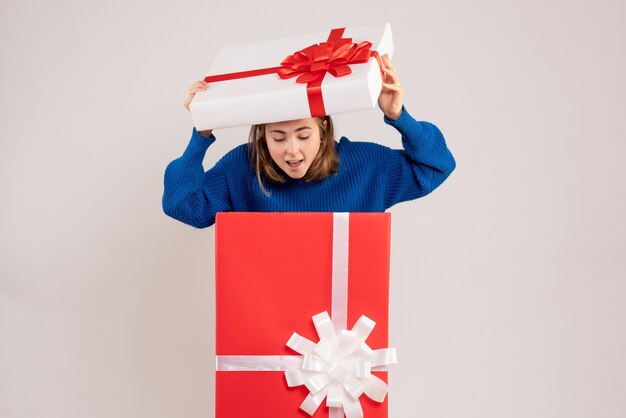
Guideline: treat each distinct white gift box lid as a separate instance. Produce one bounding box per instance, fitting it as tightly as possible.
[190,23,394,130]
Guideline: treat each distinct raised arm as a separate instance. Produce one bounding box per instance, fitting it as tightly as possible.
[376,55,455,208]
[162,129,232,228]
[162,81,232,228]
[382,108,456,208]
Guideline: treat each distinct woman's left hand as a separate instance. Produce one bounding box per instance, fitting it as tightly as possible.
[377,54,404,120]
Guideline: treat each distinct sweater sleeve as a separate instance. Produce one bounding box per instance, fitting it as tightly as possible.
[162,128,232,228]
[382,106,456,208]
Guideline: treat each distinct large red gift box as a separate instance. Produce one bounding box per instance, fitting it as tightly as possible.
[215,213,395,418]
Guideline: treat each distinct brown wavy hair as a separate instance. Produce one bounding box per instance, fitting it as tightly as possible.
[247,116,339,195]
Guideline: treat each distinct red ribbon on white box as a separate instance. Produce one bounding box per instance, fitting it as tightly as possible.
[215,213,397,418]
[204,28,385,117]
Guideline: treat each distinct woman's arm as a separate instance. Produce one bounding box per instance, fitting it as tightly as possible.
[162,128,232,228]
[376,55,455,208]
[162,81,234,228]
[383,108,456,208]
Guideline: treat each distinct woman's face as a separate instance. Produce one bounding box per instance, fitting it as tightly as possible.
[265,118,323,179]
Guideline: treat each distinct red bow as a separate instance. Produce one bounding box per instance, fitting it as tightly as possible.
[278,39,376,84]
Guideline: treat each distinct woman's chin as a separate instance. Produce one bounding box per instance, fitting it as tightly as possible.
[286,172,306,179]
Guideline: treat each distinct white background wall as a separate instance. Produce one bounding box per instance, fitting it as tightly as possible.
[1,0,625,417]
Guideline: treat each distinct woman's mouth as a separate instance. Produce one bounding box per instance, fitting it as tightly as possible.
[286,159,303,170]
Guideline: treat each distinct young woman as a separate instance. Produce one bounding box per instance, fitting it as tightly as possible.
[163,55,456,228]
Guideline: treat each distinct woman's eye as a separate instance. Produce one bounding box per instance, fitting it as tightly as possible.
[273,137,286,142]
[299,136,310,140]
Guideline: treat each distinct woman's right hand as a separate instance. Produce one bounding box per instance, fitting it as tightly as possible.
[184,80,208,111]
[184,80,213,137]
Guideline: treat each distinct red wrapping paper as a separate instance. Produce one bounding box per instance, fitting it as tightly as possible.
[215,212,391,417]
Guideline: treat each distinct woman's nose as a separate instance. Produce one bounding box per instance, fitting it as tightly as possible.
[286,137,299,155]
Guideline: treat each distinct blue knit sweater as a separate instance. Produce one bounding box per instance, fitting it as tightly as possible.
[163,106,456,228]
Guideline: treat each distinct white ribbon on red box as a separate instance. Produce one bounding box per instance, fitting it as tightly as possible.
[215,213,398,418]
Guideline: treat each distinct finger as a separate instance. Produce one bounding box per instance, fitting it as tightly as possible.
[188,88,208,96]
[184,92,199,104]
[382,67,400,84]
[382,54,396,69]
[190,81,209,89]
[381,82,402,92]
[188,85,209,94]
[382,81,402,89]
[189,81,208,90]
[382,65,398,78]
[384,64,397,76]
[184,89,204,108]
